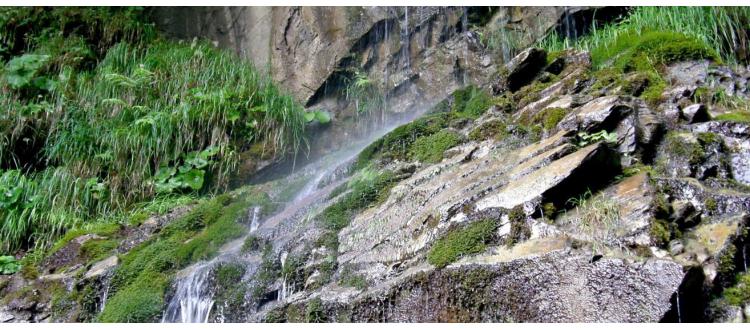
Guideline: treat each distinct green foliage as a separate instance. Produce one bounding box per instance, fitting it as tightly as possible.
[151,147,220,194]
[723,272,750,306]
[427,219,497,268]
[319,170,396,231]
[0,255,21,275]
[506,205,530,247]
[665,133,706,165]
[304,110,332,124]
[0,8,308,253]
[80,239,118,262]
[409,130,462,163]
[574,130,618,148]
[353,113,449,169]
[451,85,493,119]
[338,264,368,290]
[344,69,385,116]
[99,274,167,322]
[3,54,52,90]
[241,235,268,253]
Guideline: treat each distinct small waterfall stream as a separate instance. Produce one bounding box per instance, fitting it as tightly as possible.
[162,262,216,323]
[676,290,682,323]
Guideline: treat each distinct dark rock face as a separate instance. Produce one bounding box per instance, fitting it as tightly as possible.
[500,47,548,93]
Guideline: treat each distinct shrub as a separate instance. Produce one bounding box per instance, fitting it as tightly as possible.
[305,298,326,323]
[427,219,497,268]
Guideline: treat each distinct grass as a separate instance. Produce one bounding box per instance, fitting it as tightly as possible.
[427,219,497,268]
[564,191,621,250]
[538,7,749,65]
[0,8,309,254]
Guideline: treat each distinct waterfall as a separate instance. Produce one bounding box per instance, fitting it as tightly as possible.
[162,262,216,323]
[461,6,469,85]
[401,7,410,71]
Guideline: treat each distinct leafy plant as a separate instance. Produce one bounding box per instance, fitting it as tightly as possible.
[3,54,52,90]
[574,130,617,148]
[151,147,219,194]
[303,109,332,124]
[0,255,21,274]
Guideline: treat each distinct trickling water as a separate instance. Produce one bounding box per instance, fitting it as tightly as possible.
[99,271,113,313]
[743,245,747,272]
[162,262,216,323]
[278,251,290,302]
[249,206,261,233]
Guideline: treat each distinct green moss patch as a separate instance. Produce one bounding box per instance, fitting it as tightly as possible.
[409,130,462,163]
[715,111,750,123]
[427,219,497,268]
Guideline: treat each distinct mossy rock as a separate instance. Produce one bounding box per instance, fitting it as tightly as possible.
[469,119,507,141]
[427,219,498,268]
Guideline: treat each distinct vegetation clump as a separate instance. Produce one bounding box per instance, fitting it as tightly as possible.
[427,219,497,268]
[469,119,507,141]
[723,272,750,306]
[409,130,462,163]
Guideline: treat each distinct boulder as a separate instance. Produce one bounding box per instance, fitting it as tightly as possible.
[682,104,710,123]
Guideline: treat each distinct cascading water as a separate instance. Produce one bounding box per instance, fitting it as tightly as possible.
[162,206,264,323]
[162,262,216,323]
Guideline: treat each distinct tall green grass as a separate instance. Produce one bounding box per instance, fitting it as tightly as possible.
[0,8,308,253]
[538,7,750,66]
